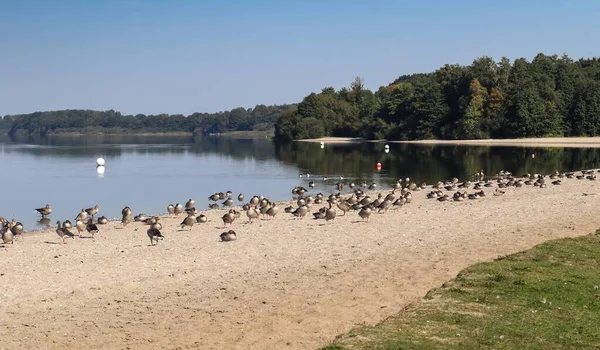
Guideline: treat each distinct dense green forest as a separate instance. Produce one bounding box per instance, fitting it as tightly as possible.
[274,53,600,141]
[3,104,295,136]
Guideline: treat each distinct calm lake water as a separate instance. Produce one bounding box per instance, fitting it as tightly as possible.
[3,135,600,231]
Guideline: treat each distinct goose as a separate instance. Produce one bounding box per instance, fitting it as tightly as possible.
[336,201,351,216]
[142,216,158,225]
[292,206,308,219]
[209,203,220,210]
[97,216,108,225]
[1,221,13,245]
[85,205,100,219]
[75,208,87,222]
[325,201,336,222]
[222,212,236,226]
[185,199,195,210]
[196,214,208,223]
[62,220,73,229]
[167,204,175,216]
[180,215,196,230]
[86,218,99,238]
[75,219,86,237]
[246,206,260,223]
[55,220,76,244]
[174,203,183,216]
[377,199,393,213]
[266,203,279,219]
[147,227,164,246]
[222,198,234,208]
[36,204,52,217]
[220,230,237,242]
[10,220,23,240]
[358,207,372,222]
[209,193,220,202]
[237,193,244,202]
[121,206,133,226]
[151,220,162,231]
[225,190,233,197]
[493,188,505,196]
[313,207,327,220]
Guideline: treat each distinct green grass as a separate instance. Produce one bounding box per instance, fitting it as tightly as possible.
[322,234,600,350]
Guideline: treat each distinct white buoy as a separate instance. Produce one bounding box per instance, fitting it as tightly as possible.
[96,165,105,175]
[96,157,105,166]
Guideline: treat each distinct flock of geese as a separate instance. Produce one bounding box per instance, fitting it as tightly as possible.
[1,168,598,247]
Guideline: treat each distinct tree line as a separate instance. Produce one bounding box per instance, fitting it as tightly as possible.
[274,53,600,141]
[2,104,295,136]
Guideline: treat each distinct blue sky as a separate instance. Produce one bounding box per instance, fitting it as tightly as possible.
[1,0,599,116]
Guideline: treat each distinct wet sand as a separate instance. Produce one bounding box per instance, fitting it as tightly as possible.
[2,174,600,349]
[297,136,600,148]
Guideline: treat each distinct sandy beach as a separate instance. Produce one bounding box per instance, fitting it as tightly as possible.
[298,136,600,148]
[2,174,600,349]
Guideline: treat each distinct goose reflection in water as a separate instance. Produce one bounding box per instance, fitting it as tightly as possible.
[37,217,51,228]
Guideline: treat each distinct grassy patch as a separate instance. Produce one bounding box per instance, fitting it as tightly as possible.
[323,235,600,349]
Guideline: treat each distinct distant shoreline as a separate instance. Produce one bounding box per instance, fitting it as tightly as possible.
[296,136,600,148]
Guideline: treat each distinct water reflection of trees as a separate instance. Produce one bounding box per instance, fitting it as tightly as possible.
[3,135,276,161]
[5,135,600,184]
[274,142,600,184]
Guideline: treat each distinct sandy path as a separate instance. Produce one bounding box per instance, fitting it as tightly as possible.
[297,136,600,148]
[2,175,600,349]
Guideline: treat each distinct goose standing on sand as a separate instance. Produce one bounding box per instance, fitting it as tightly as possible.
[75,219,86,237]
[55,220,76,244]
[222,197,234,208]
[222,211,236,226]
[237,193,244,202]
[75,208,87,222]
[292,205,308,219]
[174,203,183,216]
[121,206,133,226]
[167,204,175,216]
[325,200,336,222]
[266,202,279,219]
[147,227,164,246]
[185,199,195,210]
[180,215,196,230]
[10,219,24,240]
[97,216,108,225]
[358,207,372,222]
[336,200,351,216]
[86,218,99,238]
[85,205,100,220]
[1,221,14,245]
[246,206,259,223]
[36,204,52,217]
[220,230,237,242]
[209,193,220,202]
[62,220,73,229]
